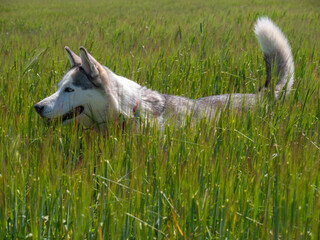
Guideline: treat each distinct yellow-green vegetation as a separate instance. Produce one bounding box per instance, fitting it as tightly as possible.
[0,0,319,238]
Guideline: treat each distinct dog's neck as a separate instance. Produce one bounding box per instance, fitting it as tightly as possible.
[104,66,142,119]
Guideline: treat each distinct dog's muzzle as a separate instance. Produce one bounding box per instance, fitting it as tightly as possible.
[34,103,44,117]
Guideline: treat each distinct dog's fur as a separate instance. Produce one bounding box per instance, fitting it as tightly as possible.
[34,17,294,130]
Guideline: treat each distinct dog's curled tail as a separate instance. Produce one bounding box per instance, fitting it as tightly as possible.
[254,17,294,98]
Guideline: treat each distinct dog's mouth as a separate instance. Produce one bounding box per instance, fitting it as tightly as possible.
[62,106,84,122]
[48,106,84,123]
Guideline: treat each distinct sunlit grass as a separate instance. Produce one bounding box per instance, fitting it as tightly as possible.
[0,0,319,238]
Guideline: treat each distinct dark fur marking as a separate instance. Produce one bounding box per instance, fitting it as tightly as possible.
[71,67,96,90]
[264,53,272,88]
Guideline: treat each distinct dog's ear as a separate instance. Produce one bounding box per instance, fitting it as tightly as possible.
[79,47,100,79]
[65,46,81,67]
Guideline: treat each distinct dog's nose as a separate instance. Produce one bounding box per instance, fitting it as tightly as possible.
[34,104,44,114]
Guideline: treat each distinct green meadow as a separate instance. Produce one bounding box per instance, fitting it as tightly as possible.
[1,0,320,238]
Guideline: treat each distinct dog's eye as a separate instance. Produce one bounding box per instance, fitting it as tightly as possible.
[64,87,74,92]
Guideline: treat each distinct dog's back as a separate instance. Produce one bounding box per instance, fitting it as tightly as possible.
[163,17,295,122]
[34,17,295,129]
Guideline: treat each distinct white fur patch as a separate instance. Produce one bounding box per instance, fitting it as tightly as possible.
[254,17,294,92]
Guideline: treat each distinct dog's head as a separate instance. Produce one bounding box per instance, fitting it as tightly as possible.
[34,47,118,128]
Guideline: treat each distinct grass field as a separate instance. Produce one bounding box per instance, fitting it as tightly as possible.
[1,0,320,238]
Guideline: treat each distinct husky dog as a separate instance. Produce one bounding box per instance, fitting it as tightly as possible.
[34,17,294,130]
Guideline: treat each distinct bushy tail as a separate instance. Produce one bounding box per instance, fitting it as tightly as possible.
[254,17,294,98]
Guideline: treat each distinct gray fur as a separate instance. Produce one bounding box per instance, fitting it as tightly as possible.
[65,46,81,67]
[71,67,95,90]
[139,89,257,124]
[35,17,295,130]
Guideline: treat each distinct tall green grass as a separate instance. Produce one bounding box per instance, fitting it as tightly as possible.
[0,0,319,238]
